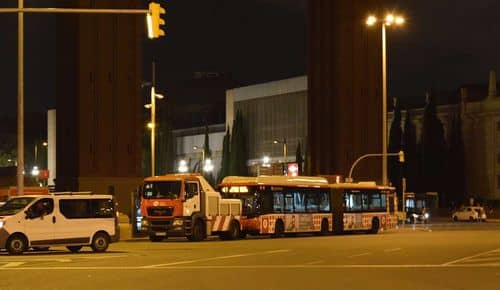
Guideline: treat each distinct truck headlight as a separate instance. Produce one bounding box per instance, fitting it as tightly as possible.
[172,219,183,226]
[141,218,150,227]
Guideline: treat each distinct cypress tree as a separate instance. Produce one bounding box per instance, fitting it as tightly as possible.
[402,109,418,193]
[296,141,304,175]
[447,113,466,205]
[420,93,447,204]
[388,99,403,202]
[218,127,231,183]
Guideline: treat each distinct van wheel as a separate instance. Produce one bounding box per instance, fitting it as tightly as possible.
[453,216,458,222]
[67,246,83,253]
[370,218,380,234]
[320,219,329,236]
[272,219,284,238]
[91,232,110,253]
[7,234,28,255]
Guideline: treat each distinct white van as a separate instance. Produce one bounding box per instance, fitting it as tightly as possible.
[0,194,119,255]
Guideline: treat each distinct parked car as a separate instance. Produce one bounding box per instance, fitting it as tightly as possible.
[452,206,487,222]
[406,208,430,224]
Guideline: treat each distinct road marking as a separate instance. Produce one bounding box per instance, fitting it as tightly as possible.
[1,262,25,268]
[81,255,129,260]
[442,248,500,266]
[305,260,323,265]
[0,258,71,263]
[349,252,371,258]
[2,263,500,270]
[384,248,401,253]
[142,249,291,268]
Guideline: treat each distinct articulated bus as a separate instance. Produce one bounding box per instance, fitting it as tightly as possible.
[219,176,398,237]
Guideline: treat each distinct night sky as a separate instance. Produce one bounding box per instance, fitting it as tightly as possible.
[0,0,499,116]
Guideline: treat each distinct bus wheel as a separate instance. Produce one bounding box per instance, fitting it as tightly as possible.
[370,218,380,234]
[189,220,206,242]
[91,232,110,253]
[320,219,329,236]
[6,234,28,255]
[272,220,284,238]
[67,246,83,253]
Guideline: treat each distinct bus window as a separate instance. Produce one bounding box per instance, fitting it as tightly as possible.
[293,191,306,213]
[305,192,319,213]
[319,191,330,212]
[284,193,294,213]
[368,192,386,211]
[273,192,284,213]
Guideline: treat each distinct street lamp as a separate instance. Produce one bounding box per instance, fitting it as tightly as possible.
[366,13,405,185]
[178,159,188,173]
[273,138,287,175]
[144,62,164,177]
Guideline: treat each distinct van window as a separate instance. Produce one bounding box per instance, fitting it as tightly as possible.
[59,199,115,219]
[0,197,35,216]
[28,198,54,219]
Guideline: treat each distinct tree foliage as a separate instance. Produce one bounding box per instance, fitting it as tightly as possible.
[420,93,447,201]
[388,99,403,199]
[446,113,466,205]
[229,110,248,176]
[295,141,304,175]
[218,127,231,183]
[402,109,418,193]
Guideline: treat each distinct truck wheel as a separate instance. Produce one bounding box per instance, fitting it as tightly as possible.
[189,220,206,242]
[272,220,284,238]
[91,232,110,253]
[67,246,83,253]
[227,221,241,240]
[7,234,28,255]
[369,218,380,234]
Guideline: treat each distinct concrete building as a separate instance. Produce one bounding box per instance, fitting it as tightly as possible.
[387,70,500,201]
[226,76,307,175]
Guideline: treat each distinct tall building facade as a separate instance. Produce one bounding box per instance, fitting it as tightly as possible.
[56,0,144,214]
[307,0,384,181]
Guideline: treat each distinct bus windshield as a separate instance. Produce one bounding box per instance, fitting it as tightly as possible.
[0,197,36,216]
[143,181,182,199]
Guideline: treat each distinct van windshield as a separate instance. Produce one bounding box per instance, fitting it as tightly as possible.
[143,181,181,199]
[0,197,36,216]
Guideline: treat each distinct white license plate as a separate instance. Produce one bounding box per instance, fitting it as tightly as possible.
[155,232,167,236]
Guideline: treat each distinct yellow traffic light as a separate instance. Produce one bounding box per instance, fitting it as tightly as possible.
[148,2,165,39]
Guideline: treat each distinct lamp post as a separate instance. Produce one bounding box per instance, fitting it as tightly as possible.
[366,13,405,185]
[144,62,164,177]
[273,138,287,175]
[347,151,405,183]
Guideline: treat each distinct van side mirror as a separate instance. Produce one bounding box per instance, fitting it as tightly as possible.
[24,210,32,219]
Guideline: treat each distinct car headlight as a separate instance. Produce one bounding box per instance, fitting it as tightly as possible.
[412,213,418,218]
[0,220,5,228]
[172,219,184,226]
[424,213,430,219]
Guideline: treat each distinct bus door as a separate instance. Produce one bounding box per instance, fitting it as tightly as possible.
[330,188,344,234]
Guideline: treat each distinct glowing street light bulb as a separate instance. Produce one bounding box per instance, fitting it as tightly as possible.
[147,122,154,129]
[385,14,395,24]
[366,15,377,26]
[395,16,405,25]
[178,159,188,173]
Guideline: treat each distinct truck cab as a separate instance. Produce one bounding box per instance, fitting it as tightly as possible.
[140,173,241,242]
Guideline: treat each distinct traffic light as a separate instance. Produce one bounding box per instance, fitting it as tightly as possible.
[148,2,165,39]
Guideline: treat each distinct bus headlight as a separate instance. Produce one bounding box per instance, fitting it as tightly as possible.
[172,219,183,226]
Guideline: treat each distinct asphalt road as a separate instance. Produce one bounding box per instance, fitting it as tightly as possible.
[1,222,500,290]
